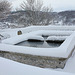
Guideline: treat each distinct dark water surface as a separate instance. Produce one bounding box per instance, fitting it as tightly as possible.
[16,40,62,48]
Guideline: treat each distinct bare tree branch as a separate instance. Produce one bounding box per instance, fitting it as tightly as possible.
[20,0,53,25]
[0,0,11,13]
[0,0,12,20]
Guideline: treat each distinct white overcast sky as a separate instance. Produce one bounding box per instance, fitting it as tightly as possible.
[7,0,75,12]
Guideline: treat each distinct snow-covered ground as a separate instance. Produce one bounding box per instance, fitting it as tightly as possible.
[0,25,75,75]
[0,57,74,75]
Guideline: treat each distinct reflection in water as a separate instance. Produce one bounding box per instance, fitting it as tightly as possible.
[16,40,62,48]
[47,42,62,47]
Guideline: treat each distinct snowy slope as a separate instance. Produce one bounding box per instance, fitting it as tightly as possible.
[0,57,74,75]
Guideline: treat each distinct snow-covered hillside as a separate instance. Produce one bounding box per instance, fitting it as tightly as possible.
[2,11,75,25]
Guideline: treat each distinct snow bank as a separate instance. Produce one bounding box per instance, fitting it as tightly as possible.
[0,57,74,75]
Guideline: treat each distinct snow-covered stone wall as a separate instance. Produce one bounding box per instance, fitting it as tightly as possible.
[0,51,67,69]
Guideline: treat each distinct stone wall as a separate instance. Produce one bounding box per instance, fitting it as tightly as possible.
[0,51,67,69]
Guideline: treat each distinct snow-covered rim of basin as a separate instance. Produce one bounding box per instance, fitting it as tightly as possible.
[20,26,75,34]
[2,30,72,45]
[0,26,74,38]
[1,33,44,45]
[0,31,75,58]
[27,30,73,36]
[46,36,68,41]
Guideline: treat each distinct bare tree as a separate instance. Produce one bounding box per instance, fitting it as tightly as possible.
[21,0,43,11]
[41,6,53,25]
[0,0,12,20]
[20,0,53,25]
[20,0,43,25]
